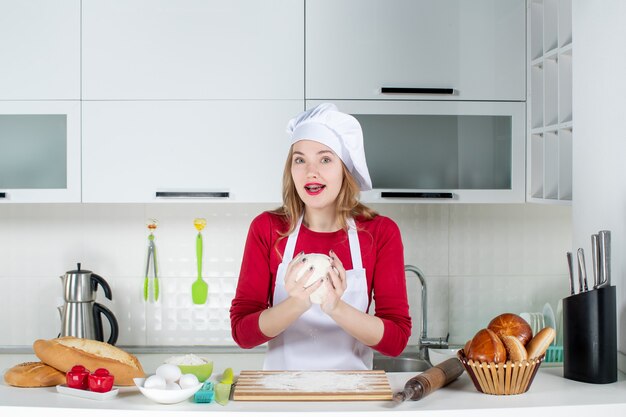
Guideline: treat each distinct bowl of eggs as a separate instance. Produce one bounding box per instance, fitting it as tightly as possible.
[134,364,203,404]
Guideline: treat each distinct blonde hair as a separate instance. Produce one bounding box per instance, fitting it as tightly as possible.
[271,146,378,237]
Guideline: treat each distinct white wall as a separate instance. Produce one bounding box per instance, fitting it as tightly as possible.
[0,203,571,349]
[572,1,626,372]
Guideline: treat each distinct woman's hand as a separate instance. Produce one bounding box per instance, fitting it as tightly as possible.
[321,249,348,313]
[284,253,323,309]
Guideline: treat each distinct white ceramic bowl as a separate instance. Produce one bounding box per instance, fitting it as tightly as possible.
[133,378,203,404]
[428,348,461,366]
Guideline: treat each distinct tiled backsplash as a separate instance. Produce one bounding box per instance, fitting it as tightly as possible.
[0,203,571,348]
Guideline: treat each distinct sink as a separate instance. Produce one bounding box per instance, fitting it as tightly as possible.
[372,355,432,372]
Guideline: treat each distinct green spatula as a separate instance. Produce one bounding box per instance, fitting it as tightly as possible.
[192,218,208,304]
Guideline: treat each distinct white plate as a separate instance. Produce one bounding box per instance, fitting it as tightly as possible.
[555,299,563,346]
[56,384,119,400]
[543,303,556,332]
[134,378,202,404]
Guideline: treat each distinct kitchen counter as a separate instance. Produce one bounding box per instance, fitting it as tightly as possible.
[2,353,626,416]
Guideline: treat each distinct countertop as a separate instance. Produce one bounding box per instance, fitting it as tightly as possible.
[2,353,626,416]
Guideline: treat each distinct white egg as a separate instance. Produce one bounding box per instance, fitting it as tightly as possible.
[156,363,182,383]
[143,374,166,390]
[178,373,199,390]
[165,382,182,390]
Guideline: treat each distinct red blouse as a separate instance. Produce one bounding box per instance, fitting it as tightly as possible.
[230,211,412,357]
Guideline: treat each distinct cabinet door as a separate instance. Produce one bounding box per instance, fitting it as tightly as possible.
[82,100,303,203]
[82,0,303,100]
[307,100,526,203]
[306,0,526,101]
[0,101,81,203]
[0,0,80,99]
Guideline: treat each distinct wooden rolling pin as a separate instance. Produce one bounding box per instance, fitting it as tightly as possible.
[393,358,464,402]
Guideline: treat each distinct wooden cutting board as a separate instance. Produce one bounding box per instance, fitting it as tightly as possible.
[232,370,392,401]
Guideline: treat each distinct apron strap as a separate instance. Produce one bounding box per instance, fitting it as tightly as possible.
[347,218,363,270]
[282,215,304,264]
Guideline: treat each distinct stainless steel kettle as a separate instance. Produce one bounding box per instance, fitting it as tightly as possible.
[58,263,119,345]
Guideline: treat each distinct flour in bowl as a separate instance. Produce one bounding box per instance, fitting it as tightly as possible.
[259,372,369,392]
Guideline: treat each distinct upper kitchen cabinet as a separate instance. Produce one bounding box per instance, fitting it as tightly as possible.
[311,100,526,203]
[306,0,526,102]
[0,101,81,203]
[0,0,80,100]
[82,100,302,203]
[81,0,303,100]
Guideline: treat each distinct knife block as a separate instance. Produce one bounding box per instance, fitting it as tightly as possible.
[563,286,617,384]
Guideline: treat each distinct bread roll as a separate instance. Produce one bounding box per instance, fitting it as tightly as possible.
[488,313,533,346]
[501,335,528,362]
[4,361,66,387]
[297,253,332,304]
[525,327,556,359]
[463,339,472,356]
[33,337,144,386]
[467,328,507,363]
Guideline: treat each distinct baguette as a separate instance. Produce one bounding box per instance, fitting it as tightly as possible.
[33,337,144,386]
[4,361,66,387]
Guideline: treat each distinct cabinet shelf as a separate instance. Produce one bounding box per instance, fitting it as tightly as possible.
[527,0,573,204]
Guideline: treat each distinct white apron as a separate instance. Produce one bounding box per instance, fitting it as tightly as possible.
[263,216,373,370]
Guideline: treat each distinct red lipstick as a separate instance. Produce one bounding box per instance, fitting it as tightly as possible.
[304,183,325,195]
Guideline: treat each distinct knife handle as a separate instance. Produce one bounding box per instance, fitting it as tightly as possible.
[566,252,575,295]
[577,248,587,293]
[598,230,611,287]
[591,234,600,289]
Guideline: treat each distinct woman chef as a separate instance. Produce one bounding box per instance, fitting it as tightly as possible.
[230,103,411,370]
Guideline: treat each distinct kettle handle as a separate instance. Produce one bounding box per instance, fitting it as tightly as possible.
[91,273,113,300]
[93,303,119,345]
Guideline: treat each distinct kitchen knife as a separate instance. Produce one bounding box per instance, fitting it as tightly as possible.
[577,248,588,293]
[591,234,600,289]
[598,230,611,287]
[566,252,575,295]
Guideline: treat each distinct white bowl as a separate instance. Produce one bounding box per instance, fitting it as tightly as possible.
[133,378,203,404]
[428,348,461,366]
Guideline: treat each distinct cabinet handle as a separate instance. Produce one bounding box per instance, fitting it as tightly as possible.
[155,191,230,199]
[381,87,454,95]
[0,192,5,199]
[381,192,454,199]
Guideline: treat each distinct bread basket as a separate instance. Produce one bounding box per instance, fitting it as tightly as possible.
[457,350,544,395]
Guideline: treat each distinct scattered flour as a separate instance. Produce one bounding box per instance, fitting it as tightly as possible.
[259,372,369,392]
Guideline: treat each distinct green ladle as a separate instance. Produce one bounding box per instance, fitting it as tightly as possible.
[192,218,208,304]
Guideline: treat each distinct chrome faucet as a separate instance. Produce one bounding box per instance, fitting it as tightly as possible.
[405,265,449,363]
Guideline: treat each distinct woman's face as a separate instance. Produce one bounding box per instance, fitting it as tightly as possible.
[290,140,344,212]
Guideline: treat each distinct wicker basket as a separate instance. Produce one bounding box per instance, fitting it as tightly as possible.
[457,350,544,395]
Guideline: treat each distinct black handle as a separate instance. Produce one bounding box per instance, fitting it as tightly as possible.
[93,303,119,345]
[381,192,454,199]
[155,191,229,198]
[0,192,6,198]
[381,87,454,95]
[91,273,113,300]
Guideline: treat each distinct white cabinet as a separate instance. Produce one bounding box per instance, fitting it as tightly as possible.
[82,0,303,100]
[310,100,526,203]
[0,101,81,202]
[0,0,80,100]
[527,0,572,203]
[82,100,303,203]
[306,0,526,101]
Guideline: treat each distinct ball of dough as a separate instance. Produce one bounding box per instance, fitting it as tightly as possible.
[296,253,332,304]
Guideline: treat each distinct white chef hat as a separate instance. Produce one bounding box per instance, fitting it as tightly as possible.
[286,103,372,191]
